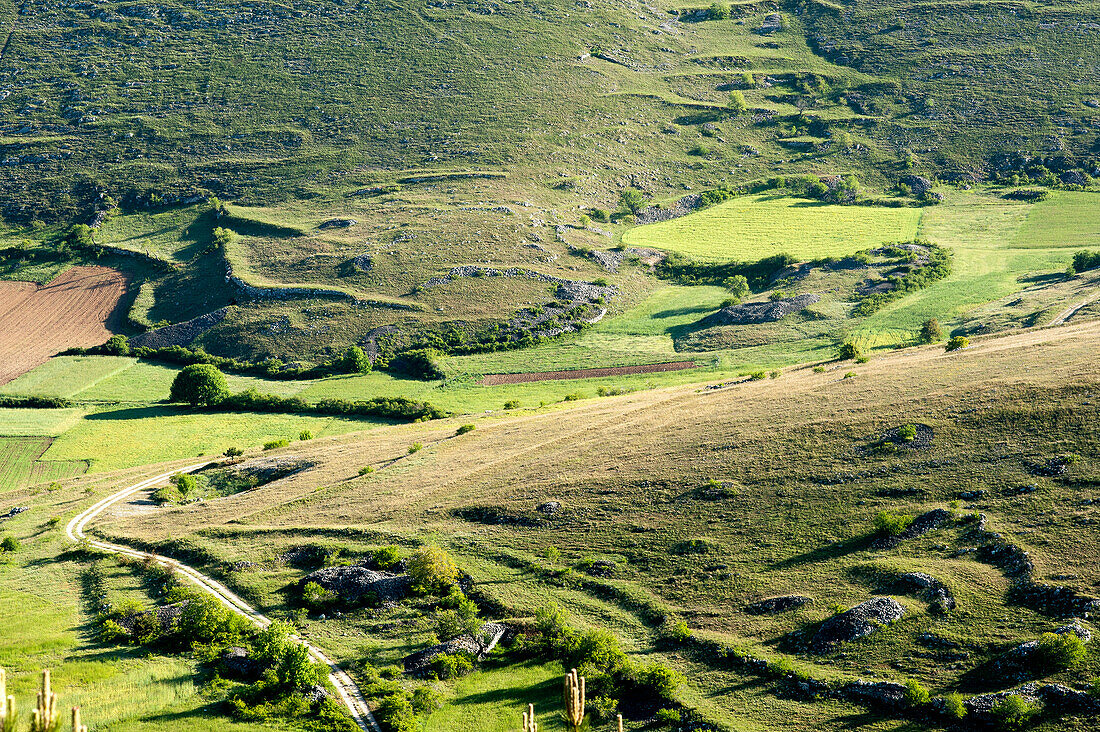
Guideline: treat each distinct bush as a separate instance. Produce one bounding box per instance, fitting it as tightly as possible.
[264,438,289,451]
[389,348,444,380]
[373,546,402,570]
[299,429,313,441]
[374,693,420,732]
[337,345,372,374]
[1071,250,1100,274]
[836,342,862,361]
[942,692,967,719]
[428,652,474,680]
[748,371,766,381]
[919,318,943,343]
[301,581,336,611]
[170,364,230,406]
[618,189,646,214]
[988,695,1038,731]
[103,334,130,355]
[358,466,375,476]
[456,424,475,435]
[1034,631,1087,671]
[0,536,19,553]
[224,446,243,457]
[904,680,930,706]
[898,423,917,442]
[503,400,520,410]
[655,708,681,724]
[562,392,582,402]
[410,687,443,715]
[590,208,610,223]
[706,2,730,20]
[728,90,748,115]
[813,365,826,373]
[873,510,914,536]
[633,661,683,700]
[670,537,715,555]
[946,335,969,352]
[408,546,459,593]
[408,442,422,454]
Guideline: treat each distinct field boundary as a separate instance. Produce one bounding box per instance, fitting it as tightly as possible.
[479,360,697,385]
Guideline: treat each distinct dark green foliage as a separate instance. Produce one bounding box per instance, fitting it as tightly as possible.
[0,536,19,553]
[373,546,402,570]
[618,189,647,214]
[706,2,731,20]
[213,388,445,421]
[853,243,952,316]
[1034,631,1087,671]
[427,652,474,680]
[103,334,131,356]
[170,364,230,406]
[456,424,476,435]
[1071,250,1100,274]
[836,342,862,361]
[656,252,796,290]
[263,439,290,451]
[748,371,766,381]
[388,349,444,380]
[919,318,943,344]
[0,395,74,409]
[301,581,337,611]
[988,695,1038,731]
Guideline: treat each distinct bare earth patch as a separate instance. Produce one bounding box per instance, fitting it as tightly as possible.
[0,266,130,385]
[479,360,697,385]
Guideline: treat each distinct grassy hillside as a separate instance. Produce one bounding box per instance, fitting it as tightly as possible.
[13,319,1085,732]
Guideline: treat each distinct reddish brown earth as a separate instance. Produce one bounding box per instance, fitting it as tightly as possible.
[0,266,130,385]
[479,360,697,385]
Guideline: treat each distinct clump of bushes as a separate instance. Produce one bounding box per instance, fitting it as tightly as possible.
[388,348,444,380]
[670,537,716,555]
[946,335,969,352]
[1070,250,1100,274]
[988,695,1038,731]
[264,438,289,451]
[1034,631,1087,671]
[873,510,914,537]
[455,424,476,435]
[408,546,459,594]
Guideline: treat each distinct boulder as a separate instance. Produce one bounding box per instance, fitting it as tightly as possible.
[698,294,820,327]
[900,175,934,196]
[402,622,509,675]
[298,566,411,605]
[536,501,562,515]
[745,595,813,615]
[318,218,358,229]
[220,646,261,680]
[811,598,904,651]
[894,572,956,611]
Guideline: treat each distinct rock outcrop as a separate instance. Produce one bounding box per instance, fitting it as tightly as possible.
[811,598,904,651]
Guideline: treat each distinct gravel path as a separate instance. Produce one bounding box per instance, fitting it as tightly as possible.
[65,465,380,732]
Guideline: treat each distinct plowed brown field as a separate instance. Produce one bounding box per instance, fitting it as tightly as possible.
[0,266,129,385]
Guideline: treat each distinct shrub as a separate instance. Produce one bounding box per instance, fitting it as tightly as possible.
[1071,250,1100,274]
[988,695,1038,731]
[103,334,130,356]
[633,662,683,700]
[408,442,423,454]
[706,2,730,20]
[749,371,766,381]
[170,364,230,406]
[898,423,917,442]
[837,342,862,361]
[1034,631,1087,671]
[843,371,856,379]
[563,393,582,402]
[301,581,336,611]
[728,90,748,115]
[338,345,372,374]
[359,466,375,476]
[408,546,459,593]
[723,275,749,298]
[428,652,474,680]
[224,446,243,457]
[904,680,930,706]
[590,208,610,223]
[373,546,402,570]
[670,537,715,555]
[389,348,444,380]
[946,335,969,352]
[410,687,443,715]
[588,695,618,722]
[942,692,967,719]
[503,400,520,410]
[374,693,419,732]
[769,370,781,379]
[919,318,943,343]
[813,365,826,373]
[655,708,681,724]
[618,189,646,215]
[873,510,914,536]
[662,617,692,642]
[264,439,289,451]
[456,424,475,435]
[299,429,313,441]
[0,536,19,553]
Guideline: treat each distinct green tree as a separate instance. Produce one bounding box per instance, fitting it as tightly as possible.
[618,189,647,215]
[919,318,943,343]
[103,334,130,355]
[706,2,730,20]
[169,364,229,406]
[0,536,19,552]
[728,90,748,115]
[723,274,749,301]
[408,546,459,593]
[338,345,371,374]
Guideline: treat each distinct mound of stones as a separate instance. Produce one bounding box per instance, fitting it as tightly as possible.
[811,598,904,651]
[758,13,784,34]
[214,456,314,488]
[129,307,231,349]
[318,218,358,229]
[0,506,28,520]
[297,566,411,605]
[116,601,189,635]
[837,680,909,709]
[634,193,703,225]
[991,623,1091,681]
[698,294,820,327]
[745,595,813,615]
[900,175,934,197]
[893,572,956,611]
[347,253,373,272]
[402,622,509,676]
[871,508,953,550]
[966,683,1042,719]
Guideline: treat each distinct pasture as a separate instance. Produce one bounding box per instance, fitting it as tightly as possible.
[621,194,921,262]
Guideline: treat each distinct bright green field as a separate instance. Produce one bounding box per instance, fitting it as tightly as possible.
[621,193,922,262]
[94,205,212,262]
[0,408,86,437]
[1012,191,1100,249]
[41,407,381,473]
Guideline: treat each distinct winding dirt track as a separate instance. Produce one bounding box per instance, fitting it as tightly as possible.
[65,464,380,732]
[0,266,130,385]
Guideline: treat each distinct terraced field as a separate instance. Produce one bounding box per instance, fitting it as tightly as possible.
[0,436,86,491]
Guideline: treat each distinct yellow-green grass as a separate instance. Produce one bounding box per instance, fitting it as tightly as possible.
[422,661,564,732]
[0,436,86,491]
[621,193,921,262]
[0,356,135,399]
[0,408,86,437]
[1012,191,1100,249]
[41,407,382,472]
[94,204,210,262]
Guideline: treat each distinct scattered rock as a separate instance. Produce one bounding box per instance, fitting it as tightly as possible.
[1055,621,1091,643]
[0,507,28,520]
[116,601,189,635]
[536,501,562,515]
[297,566,412,605]
[811,598,904,651]
[893,572,956,611]
[402,622,509,675]
[900,175,934,196]
[129,307,231,349]
[1026,456,1073,477]
[586,560,617,577]
[698,294,820,327]
[634,193,702,225]
[318,218,358,229]
[758,13,784,34]
[838,680,908,709]
[1039,683,1100,712]
[745,595,813,615]
[966,683,1040,718]
[348,253,373,272]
